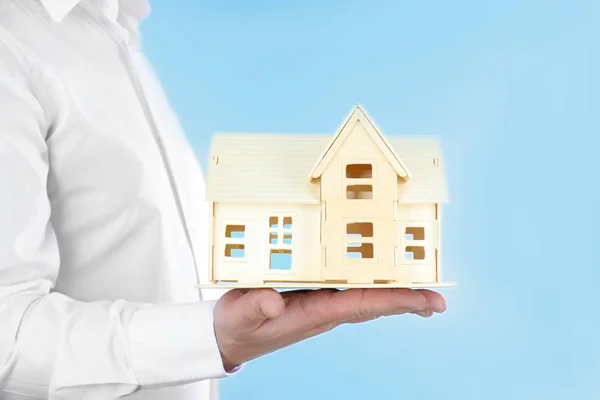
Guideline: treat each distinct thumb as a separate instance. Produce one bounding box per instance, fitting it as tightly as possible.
[232,289,286,330]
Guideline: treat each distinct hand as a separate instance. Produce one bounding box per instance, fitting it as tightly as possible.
[213,288,446,370]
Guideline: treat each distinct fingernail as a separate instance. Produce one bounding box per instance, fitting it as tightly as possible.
[411,310,433,318]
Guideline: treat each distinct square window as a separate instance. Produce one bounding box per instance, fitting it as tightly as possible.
[346,164,372,179]
[270,232,293,245]
[346,243,374,259]
[225,224,245,239]
[347,222,373,238]
[405,227,425,241]
[270,249,292,270]
[225,244,245,258]
[404,246,425,260]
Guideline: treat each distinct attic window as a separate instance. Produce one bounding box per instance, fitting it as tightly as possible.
[346,185,373,199]
[346,164,372,179]
[345,163,374,199]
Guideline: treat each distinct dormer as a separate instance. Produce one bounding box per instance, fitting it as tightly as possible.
[309,105,411,203]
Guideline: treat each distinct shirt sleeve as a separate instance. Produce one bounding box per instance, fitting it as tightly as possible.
[0,39,229,400]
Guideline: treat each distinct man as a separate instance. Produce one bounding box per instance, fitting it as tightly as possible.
[0,0,447,399]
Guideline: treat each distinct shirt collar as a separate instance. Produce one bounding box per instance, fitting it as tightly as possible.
[39,0,150,23]
[39,0,81,22]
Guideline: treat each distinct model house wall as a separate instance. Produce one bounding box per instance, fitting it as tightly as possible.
[204,105,451,288]
[212,203,321,284]
[317,116,403,283]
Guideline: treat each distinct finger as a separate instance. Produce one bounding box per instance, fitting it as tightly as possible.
[323,288,429,323]
[220,288,248,301]
[279,288,338,299]
[411,309,435,318]
[343,292,445,322]
[230,288,286,330]
[344,307,415,324]
[414,289,447,313]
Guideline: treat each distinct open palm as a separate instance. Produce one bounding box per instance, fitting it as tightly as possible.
[213,287,446,370]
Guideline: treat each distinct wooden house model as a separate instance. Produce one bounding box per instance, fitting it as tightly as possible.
[199,106,453,288]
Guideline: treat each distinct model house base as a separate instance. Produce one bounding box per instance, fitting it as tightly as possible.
[201,105,454,290]
[196,282,455,289]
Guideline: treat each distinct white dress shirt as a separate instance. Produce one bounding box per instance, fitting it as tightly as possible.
[0,0,231,398]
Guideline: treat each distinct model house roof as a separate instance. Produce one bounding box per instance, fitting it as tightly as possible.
[310,106,411,180]
[205,107,449,204]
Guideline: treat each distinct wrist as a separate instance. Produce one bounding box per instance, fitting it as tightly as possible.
[219,350,241,372]
[213,321,243,373]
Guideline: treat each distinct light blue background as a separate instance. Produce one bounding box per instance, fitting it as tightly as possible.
[141,1,599,399]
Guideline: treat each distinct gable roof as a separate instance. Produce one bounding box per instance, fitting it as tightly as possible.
[309,105,411,180]
[205,133,448,204]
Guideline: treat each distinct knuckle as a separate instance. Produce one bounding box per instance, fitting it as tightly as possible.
[355,307,371,319]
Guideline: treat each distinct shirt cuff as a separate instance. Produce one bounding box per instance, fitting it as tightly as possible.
[128,300,235,388]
